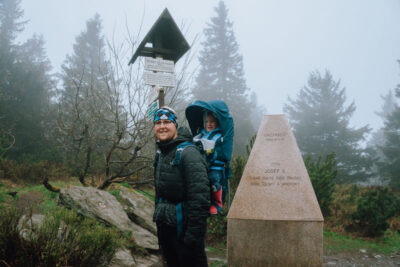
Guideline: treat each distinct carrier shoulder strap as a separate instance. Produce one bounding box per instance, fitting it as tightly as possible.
[172,141,197,173]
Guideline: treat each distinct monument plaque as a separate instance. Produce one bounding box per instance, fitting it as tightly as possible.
[227,115,323,266]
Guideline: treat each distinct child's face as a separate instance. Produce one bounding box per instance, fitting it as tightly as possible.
[205,113,218,132]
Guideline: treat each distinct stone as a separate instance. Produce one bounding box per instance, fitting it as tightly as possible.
[108,248,136,267]
[133,254,163,267]
[227,115,324,266]
[58,186,158,250]
[18,213,45,241]
[118,187,157,235]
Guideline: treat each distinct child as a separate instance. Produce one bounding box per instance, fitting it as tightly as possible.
[193,111,226,215]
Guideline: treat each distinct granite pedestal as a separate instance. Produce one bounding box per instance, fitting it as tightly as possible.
[227,115,323,267]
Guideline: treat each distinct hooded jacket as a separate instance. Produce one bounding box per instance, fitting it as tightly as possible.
[153,127,210,246]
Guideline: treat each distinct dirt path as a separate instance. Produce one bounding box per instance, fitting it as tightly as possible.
[206,249,400,266]
[323,251,400,267]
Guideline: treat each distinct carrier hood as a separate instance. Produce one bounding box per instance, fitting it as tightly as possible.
[185,100,234,161]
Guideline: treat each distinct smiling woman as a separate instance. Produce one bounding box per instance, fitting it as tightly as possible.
[155,119,178,142]
[153,106,179,142]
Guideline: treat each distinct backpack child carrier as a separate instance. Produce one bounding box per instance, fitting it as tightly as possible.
[185,100,234,209]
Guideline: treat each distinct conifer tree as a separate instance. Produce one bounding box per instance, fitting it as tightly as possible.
[193,1,255,155]
[58,14,116,177]
[380,87,400,190]
[0,0,54,160]
[284,70,370,183]
[304,152,337,216]
[368,90,397,152]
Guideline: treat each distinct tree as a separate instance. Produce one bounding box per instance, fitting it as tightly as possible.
[193,1,255,155]
[304,152,337,216]
[368,90,397,153]
[283,70,370,183]
[365,90,397,185]
[58,14,138,186]
[379,88,400,190]
[0,0,54,161]
[55,14,193,189]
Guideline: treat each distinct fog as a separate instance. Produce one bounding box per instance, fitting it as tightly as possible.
[19,0,400,132]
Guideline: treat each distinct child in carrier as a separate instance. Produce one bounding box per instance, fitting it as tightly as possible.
[193,111,225,214]
[185,100,234,215]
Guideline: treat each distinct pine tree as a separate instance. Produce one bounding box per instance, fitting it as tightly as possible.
[58,14,117,177]
[0,0,54,160]
[284,70,370,183]
[368,90,397,152]
[304,152,337,216]
[193,1,255,155]
[379,87,400,190]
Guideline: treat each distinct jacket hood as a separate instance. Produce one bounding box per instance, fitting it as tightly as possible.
[157,127,192,153]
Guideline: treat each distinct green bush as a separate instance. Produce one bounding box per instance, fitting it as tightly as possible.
[351,187,397,237]
[230,155,246,199]
[207,215,227,240]
[305,152,337,217]
[0,159,69,183]
[0,206,122,266]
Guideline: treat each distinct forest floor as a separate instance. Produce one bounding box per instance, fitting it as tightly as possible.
[2,179,399,267]
[205,228,400,267]
[206,246,400,267]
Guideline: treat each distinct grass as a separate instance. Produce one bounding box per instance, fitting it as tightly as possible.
[136,188,156,202]
[0,205,125,266]
[324,229,400,255]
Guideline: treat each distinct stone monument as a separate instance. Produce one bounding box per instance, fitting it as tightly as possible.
[227,115,324,266]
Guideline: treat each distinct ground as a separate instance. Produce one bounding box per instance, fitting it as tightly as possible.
[205,245,400,267]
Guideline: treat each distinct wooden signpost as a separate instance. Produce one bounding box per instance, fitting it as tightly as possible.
[128,8,190,114]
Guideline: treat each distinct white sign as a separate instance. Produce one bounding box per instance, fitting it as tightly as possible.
[144,71,175,87]
[144,57,175,73]
[147,100,159,119]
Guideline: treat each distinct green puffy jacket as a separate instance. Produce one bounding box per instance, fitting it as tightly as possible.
[153,127,210,246]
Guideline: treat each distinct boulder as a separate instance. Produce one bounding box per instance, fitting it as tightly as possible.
[17,213,45,241]
[108,247,163,267]
[118,187,157,235]
[133,254,163,267]
[109,248,136,267]
[58,186,158,250]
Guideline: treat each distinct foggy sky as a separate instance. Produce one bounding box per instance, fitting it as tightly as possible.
[19,0,400,135]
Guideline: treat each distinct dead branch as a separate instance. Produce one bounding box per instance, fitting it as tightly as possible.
[42,177,60,193]
[97,165,148,190]
[127,179,154,187]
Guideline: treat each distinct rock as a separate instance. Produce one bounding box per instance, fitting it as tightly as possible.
[58,186,158,250]
[108,247,163,267]
[118,187,157,235]
[17,213,45,241]
[109,248,136,267]
[360,249,367,253]
[134,254,163,267]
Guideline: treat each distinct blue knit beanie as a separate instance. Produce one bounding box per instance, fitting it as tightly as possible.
[153,106,178,128]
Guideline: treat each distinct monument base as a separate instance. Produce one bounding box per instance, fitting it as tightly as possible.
[227,219,323,267]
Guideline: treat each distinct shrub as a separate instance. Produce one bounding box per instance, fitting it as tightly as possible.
[230,155,246,200]
[207,215,227,241]
[304,152,337,217]
[0,159,69,183]
[0,206,122,266]
[351,187,397,237]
